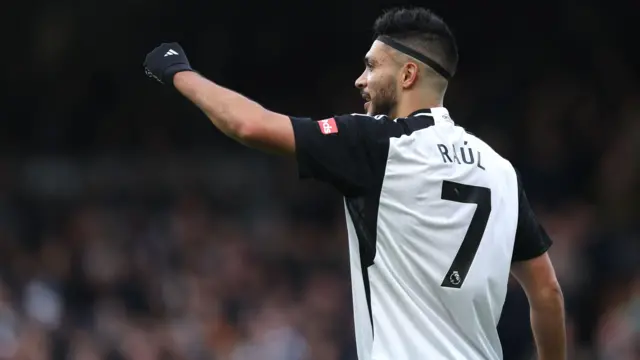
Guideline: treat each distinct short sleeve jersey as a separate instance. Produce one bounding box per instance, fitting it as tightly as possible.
[290,107,552,360]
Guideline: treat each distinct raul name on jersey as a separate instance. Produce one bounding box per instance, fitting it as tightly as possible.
[436,141,485,170]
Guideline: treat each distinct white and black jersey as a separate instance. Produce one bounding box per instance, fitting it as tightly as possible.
[290,107,552,360]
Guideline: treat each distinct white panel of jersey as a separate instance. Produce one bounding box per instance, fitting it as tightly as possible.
[290,107,552,360]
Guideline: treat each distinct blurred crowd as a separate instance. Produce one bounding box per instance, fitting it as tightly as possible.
[2,0,640,359]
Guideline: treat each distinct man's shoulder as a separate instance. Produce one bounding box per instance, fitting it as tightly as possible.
[332,113,403,140]
[335,112,436,141]
[459,128,503,156]
[340,113,390,122]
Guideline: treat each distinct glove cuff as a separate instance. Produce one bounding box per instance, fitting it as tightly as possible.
[164,64,194,86]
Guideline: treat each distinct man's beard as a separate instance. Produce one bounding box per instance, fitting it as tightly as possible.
[368,83,397,117]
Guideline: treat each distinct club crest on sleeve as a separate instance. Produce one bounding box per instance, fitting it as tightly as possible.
[317,118,338,135]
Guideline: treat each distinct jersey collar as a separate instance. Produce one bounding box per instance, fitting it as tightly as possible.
[408,107,453,124]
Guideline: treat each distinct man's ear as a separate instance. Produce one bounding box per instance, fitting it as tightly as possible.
[401,62,419,89]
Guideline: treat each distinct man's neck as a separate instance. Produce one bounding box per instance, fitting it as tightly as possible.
[394,100,443,119]
[393,89,444,118]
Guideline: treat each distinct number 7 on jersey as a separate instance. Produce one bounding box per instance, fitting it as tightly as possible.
[440,180,492,289]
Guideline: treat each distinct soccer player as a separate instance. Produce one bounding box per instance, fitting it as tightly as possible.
[143,7,566,360]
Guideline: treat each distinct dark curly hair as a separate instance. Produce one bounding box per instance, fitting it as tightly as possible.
[373,7,458,79]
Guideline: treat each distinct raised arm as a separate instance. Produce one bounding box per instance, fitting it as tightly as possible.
[144,42,295,154]
[143,42,398,196]
[173,71,295,154]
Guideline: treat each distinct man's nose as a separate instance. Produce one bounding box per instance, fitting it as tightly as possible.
[355,71,366,89]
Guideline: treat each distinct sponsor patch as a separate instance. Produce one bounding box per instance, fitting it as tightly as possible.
[317,118,338,135]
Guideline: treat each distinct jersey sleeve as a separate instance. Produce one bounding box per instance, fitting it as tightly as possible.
[511,172,553,262]
[289,114,397,196]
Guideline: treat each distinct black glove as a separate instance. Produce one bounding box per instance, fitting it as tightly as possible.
[143,42,193,86]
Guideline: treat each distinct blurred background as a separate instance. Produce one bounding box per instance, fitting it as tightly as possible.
[2,0,640,359]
